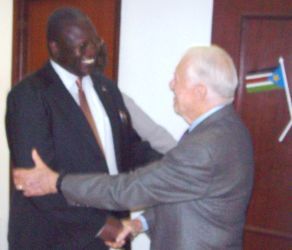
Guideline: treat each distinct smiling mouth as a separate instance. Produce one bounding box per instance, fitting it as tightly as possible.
[82,58,95,65]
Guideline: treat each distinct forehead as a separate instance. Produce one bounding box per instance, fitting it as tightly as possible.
[175,58,190,78]
[59,19,96,39]
[174,59,201,90]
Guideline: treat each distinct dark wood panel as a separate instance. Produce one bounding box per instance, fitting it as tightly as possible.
[12,0,121,84]
[244,228,292,250]
[212,1,292,249]
[12,0,28,83]
[239,16,292,235]
[212,0,292,70]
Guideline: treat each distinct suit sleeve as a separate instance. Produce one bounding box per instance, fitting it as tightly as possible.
[6,83,65,210]
[122,93,177,154]
[61,139,213,210]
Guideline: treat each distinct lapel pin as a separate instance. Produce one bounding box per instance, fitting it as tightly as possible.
[101,85,108,92]
[119,110,128,124]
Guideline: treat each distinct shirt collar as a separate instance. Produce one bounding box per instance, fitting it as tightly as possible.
[50,60,79,87]
[50,60,91,89]
[188,104,227,132]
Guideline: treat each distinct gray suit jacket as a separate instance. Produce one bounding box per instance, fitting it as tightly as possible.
[61,105,254,250]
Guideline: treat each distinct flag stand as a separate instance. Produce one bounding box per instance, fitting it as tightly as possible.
[278,57,292,142]
[279,120,292,142]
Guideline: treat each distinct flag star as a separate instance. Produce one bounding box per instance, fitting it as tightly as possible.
[273,75,279,81]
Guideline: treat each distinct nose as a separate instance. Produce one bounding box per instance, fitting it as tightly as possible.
[85,42,96,55]
[169,79,175,91]
[79,41,97,58]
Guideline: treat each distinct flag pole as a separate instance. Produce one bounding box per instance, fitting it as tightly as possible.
[278,57,292,142]
[278,120,292,142]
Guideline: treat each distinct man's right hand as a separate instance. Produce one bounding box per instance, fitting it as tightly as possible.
[13,148,59,196]
[105,218,143,249]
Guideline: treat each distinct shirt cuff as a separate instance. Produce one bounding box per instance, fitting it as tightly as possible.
[56,171,66,194]
[137,215,149,232]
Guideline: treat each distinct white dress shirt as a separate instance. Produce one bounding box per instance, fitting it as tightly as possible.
[50,60,118,175]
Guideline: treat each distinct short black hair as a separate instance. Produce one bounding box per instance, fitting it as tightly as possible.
[47,7,90,42]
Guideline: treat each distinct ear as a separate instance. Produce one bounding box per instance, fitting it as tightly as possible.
[195,83,207,100]
[48,41,59,58]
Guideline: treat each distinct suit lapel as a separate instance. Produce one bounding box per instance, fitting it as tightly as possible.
[37,63,104,159]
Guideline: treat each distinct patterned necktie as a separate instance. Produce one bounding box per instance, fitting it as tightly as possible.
[76,78,104,154]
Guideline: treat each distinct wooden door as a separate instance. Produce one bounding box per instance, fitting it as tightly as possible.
[12,0,121,84]
[212,1,292,249]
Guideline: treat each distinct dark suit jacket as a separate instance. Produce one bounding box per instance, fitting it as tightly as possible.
[59,105,254,250]
[6,62,160,250]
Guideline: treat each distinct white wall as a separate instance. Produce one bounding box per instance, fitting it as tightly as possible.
[0,0,213,248]
[118,1,213,249]
[0,1,13,249]
[119,0,213,140]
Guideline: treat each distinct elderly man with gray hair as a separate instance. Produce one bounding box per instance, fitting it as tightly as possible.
[14,45,254,250]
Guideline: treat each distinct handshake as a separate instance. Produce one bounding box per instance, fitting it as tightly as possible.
[98,217,143,249]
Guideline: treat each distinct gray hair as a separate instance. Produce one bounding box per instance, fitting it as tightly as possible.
[183,45,238,100]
